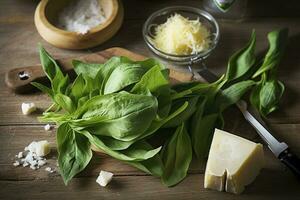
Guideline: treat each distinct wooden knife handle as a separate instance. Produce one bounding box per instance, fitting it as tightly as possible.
[279,148,300,179]
[5,65,47,93]
[5,48,193,93]
[5,58,74,93]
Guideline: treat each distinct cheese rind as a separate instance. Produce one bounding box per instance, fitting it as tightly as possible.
[204,129,264,194]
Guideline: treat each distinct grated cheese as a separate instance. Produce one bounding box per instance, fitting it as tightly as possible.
[57,0,106,34]
[151,13,211,55]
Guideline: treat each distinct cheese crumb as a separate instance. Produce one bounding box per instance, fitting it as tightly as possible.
[45,167,54,173]
[96,170,113,187]
[26,140,51,157]
[17,151,23,158]
[57,0,106,34]
[21,102,36,115]
[13,161,20,167]
[44,124,51,131]
[151,13,211,55]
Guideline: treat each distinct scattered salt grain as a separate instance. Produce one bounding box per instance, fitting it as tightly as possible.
[45,167,54,173]
[38,160,47,167]
[22,162,29,167]
[30,165,37,170]
[44,124,51,131]
[17,151,23,158]
[57,0,106,34]
[21,102,36,115]
[13,161,20,167]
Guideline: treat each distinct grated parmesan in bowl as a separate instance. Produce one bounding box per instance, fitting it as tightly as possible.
[57,0,107,34]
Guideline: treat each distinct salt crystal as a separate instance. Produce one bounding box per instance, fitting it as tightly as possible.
[44,124,51,131]
[38,160,47,167]
[45,167,54,173]
[23,162,29,167]
[17,152,23,158]
[13,161,20,167]
[21,102,36,115]
[30,165,37,170]
[57,0,106,34]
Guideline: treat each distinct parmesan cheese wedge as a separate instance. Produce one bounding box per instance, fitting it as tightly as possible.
[204,129,264,194]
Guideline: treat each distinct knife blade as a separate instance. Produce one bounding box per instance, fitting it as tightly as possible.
[197,67,300,178]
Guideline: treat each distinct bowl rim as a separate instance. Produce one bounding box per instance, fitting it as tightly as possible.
[143,6,220,62]
[37,0,119,36]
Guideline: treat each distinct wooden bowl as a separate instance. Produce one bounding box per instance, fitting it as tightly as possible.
[34,0,124,49]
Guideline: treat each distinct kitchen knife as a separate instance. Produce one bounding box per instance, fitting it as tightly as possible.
[197,67,300,178]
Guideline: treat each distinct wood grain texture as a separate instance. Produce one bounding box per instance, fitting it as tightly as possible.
[1,0,300,199]
[1,124,299,199]
[5,47,193,92]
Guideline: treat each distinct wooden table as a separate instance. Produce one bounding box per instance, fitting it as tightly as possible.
[1,0,300,199]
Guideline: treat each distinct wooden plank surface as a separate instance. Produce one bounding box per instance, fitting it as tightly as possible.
[1,0,300,199]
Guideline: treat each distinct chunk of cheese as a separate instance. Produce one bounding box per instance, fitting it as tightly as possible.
[21,102,36,115]
[204,129,264,194]
[96,170,113,187]
[27,140,51,157]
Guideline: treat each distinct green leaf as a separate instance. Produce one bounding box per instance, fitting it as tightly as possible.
[215,80,255,111]
[131,65,171,118]
[54,93,75,113]
[225,30,256,82]
[57,123,92,185]
[39,44,64,81]
[104,63,150,94]
[163,95,199,128]
[127,152,163,177]
[161,123,192,187]
[71,74,86,101]
[72,60,102,79]
[77,92,158,141]
[253,28,289,78]
[31,82,53,97]
[190,113,220,159]
[80,130,161,162]
[252,79,285,117]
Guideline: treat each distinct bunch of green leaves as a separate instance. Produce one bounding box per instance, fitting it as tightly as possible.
[33,28,288,187]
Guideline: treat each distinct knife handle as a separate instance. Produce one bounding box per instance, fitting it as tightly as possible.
[279,149,300,179]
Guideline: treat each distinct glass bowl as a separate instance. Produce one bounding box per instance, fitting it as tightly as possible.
[143,6,220,65]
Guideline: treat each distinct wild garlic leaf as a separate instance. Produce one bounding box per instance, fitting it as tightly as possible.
[57,123,92,185]
[131,65,171,118]
[225,30,256,82]
[103,63,150,94]
[94,135,134,150]
[253,28,289,78]
[31,82,53,98]
[54,93,76,113]
[161,123,192,187]
[72,60,103,79]
[71,74,86,101]
[120,141,162,161]
[215,80,256,111]
[256,79,285,117]
[190,113,220,159]
[39,45,64,81]
[163,95,199,128]
[127,155,163,177]
[75,92,158,141]
[39,45,70,94]
[80,130,160,162]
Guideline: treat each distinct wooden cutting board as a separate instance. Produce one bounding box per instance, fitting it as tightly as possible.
[5,47,193,93]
